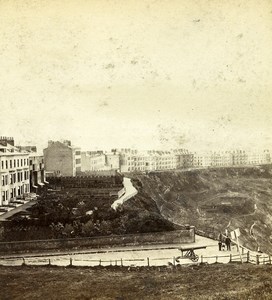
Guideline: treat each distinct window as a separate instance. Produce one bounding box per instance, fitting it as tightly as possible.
[2,191,5,202]
[10,160,12,168]
[1,161,3,169]
[17,159,19,167]
[14,159,16,167]
[10,174,13,184]
[17,172,20,182]
[6,161,8,169]
[21,159,23,166]
[24,159,26,166]
[1,176,5,186]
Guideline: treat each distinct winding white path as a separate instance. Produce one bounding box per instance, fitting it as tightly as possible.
[111,177,138,210]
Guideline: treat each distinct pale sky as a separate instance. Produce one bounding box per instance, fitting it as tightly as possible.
[0,0,272,152]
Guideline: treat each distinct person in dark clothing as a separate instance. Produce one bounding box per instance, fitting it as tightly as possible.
[218,232,223,251]
[218,240,222,251]
[225,236,231,251]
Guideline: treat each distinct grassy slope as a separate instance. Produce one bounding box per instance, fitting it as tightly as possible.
[129,166,272,254]
[0,265,271,300]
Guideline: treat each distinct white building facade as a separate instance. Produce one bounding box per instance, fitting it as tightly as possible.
[0,142,30,206]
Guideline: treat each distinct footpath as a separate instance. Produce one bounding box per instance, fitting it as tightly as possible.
[111,177,138,210]
[1,234,270,267]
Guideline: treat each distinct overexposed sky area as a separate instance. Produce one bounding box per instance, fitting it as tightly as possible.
[0,0,272,152]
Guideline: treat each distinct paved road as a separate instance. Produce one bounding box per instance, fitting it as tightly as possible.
[0,234,251,267]
[0,234,217,259]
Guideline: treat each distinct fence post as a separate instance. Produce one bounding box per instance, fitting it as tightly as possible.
[110,260,112,266]
[269,256,271,265]
[147,257,150,267]
[242,247,244,255]
[70,257,73,266]
[263,257,265,265]
[115,260,117,266]
[247,251,250,263]
[216,256,218,263]
[256,255,259,265]
[48,259,51,266]
[22,258,26,265]
[229,254,232,263]
[99,259,101,266]
[121,258,123,267]
[173,257,176,266]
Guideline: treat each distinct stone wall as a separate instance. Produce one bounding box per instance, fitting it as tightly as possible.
[0,228,195,254]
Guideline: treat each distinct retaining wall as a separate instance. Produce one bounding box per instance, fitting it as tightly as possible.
[0,228,195,254]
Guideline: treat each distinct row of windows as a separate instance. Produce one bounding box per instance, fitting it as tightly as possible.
[1,171,29,186]
[1,158,29,170]
[1,184,29,201]
[127,156,177,161]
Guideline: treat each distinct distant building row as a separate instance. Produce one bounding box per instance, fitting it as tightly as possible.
[43,141,194,175]
[193,150,271,168]
[42,140,272,177]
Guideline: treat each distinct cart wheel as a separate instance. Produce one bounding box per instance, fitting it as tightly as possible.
[191,255,199,262]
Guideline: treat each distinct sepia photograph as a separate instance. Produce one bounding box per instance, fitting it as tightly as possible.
[0,0,272,299]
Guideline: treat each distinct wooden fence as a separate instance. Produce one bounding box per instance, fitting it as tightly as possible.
[0,251,271,268]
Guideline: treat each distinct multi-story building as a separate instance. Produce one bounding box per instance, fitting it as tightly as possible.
[119,149,191,172]
[43,140,81,176]
[28,153,47,192]
[192,152,212,167]
[105,151,120,170]
[231,150,248,166]
[81,151,107,172]
[172,149,194,169]
[0,137,30,206]
[210,151,233,167]
[247,150,271,165]
[17,145,47,193]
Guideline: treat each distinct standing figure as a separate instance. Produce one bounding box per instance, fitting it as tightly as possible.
[218,240,222,251]
[225,236,231,251]
[218,232,223,251]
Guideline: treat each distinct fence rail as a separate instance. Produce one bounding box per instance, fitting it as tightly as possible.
[0,251,271,268]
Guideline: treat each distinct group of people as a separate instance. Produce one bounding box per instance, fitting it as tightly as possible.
[218,232,232,251]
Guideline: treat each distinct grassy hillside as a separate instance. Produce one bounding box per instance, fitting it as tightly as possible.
[129,166,272,254]
[0,265,271,299]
